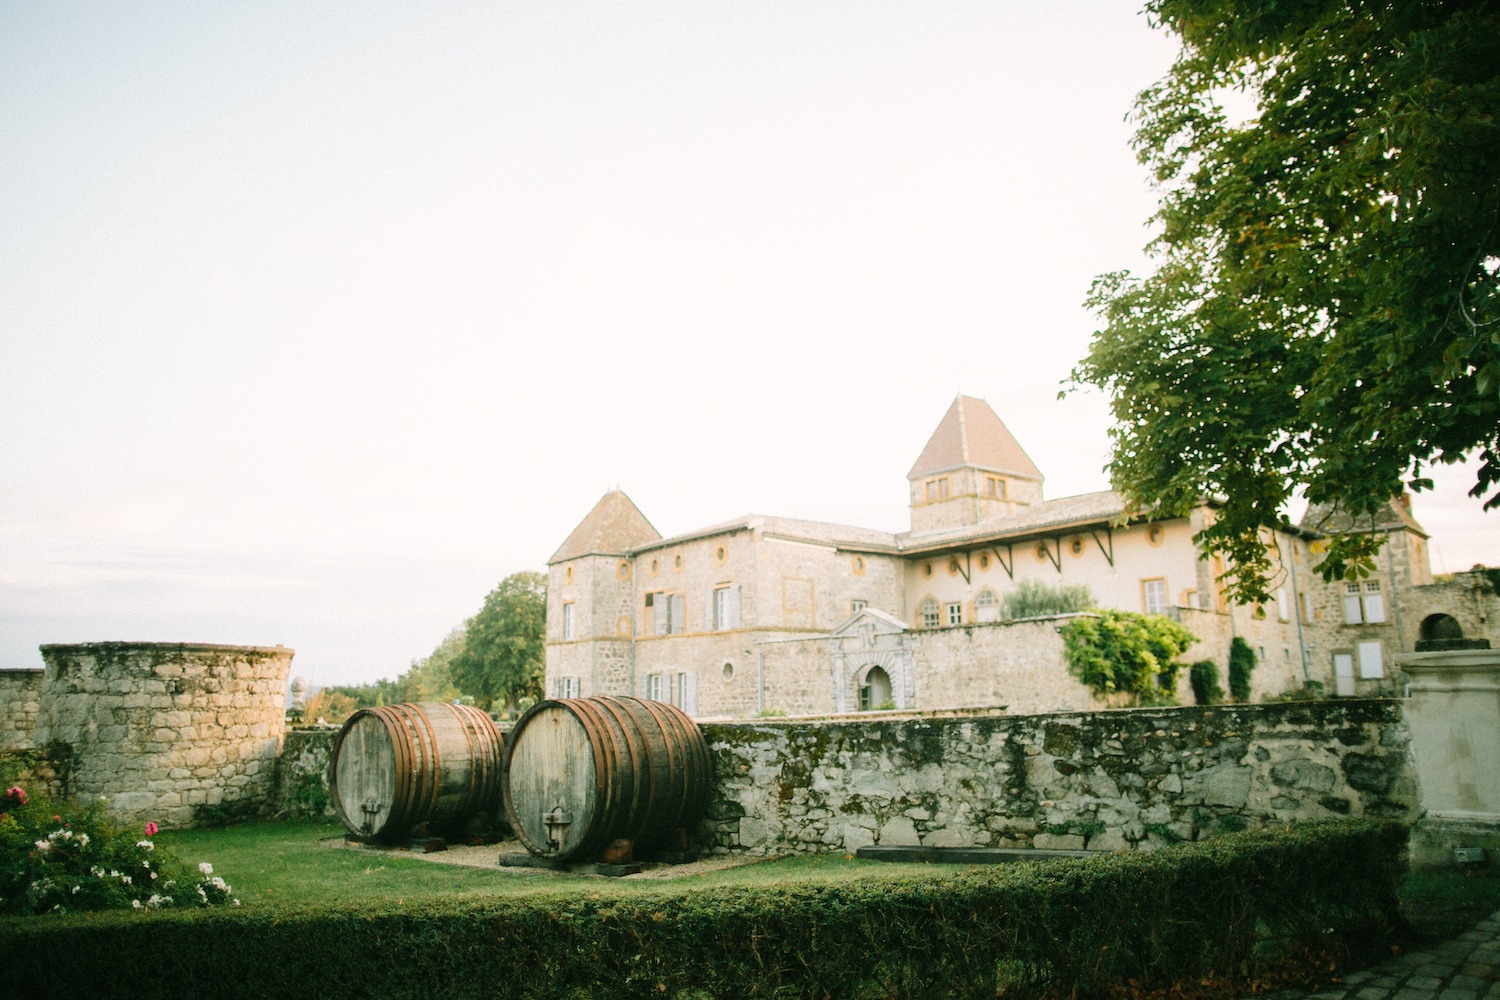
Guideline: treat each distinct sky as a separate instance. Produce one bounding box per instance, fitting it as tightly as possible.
[3,3,1497,689]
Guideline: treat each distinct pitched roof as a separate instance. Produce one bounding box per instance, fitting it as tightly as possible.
[1299,495,1429,538]
[638,514,901,554]
[907,395,1043,482]
[900,490,1130,551]
[548,491,662,563]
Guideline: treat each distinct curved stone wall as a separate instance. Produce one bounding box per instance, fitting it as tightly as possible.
[37,642,293,827]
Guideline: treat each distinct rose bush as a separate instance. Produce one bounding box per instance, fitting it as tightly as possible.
[0,783,238,915]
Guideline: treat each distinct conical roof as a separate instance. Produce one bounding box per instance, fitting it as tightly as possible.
[907,396,1043,481]
[548,490,662,563]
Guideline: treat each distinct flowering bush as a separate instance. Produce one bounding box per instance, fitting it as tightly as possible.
[0,784,239,915]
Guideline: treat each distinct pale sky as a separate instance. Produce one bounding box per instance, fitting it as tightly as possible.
[4,3,1496,688]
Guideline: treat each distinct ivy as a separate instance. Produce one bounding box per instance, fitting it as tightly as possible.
[1229,636,1256,702]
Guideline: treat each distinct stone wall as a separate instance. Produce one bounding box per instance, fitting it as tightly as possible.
[37,642,294,827]
[272,726,339,819]
[697,699,1415,856]
[0,669,43,749]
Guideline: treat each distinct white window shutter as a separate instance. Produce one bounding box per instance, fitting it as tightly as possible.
[729,587,741,629]
[671,594,684,634]
[638,672,649,699]
[683,672,697,716]
[1358,641,1384,679]
[1364,590,1386,623]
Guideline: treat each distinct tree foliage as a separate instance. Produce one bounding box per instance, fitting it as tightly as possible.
[1228,636,1257,702]
[449,570,547,712]
[1001,579,1096,619]
[1072,0,1500,601]
[1189,659,1224,705]
[1061,610,1197,705]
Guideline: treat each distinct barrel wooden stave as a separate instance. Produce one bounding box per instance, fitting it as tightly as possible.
[502,695,711,861]
[330,702,504,842]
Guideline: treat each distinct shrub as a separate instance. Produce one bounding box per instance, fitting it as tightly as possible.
[1189,659,1224,705]
[1003,579,1095,619]
[1061,610,1197,704]
[1229,636,1257,701]
[0,783,238,915]
[0,820,1408,999]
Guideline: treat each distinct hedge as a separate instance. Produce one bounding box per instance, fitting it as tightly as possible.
[0,820,1407,999]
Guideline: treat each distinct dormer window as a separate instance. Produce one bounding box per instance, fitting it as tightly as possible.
[983,476,1006,499]
[924,477,950,502]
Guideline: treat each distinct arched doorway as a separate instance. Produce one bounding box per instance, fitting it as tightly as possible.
[859,665,893,711]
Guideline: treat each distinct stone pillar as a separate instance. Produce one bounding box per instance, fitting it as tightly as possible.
[1400,645,1500,865]
[37,642,294,828]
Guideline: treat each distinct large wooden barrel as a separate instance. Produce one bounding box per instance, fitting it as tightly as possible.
[330,702,504,841]
[502,695,711,860]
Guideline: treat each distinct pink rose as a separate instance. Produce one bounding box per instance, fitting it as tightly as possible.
[4,786,26,806]
[144,822,159,837]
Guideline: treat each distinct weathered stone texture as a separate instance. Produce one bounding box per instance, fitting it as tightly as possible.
[271,726,339,819]
[37,642,293,827]
[697,699,1416,856]
[0,669,43,749]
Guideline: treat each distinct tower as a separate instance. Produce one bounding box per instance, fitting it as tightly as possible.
[907,396,1044,533]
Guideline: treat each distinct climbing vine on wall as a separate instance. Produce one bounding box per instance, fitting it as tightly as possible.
[1229,637,1257,702]
[1061,610,1196,705]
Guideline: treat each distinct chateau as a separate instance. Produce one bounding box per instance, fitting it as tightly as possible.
[544,397,1498,718]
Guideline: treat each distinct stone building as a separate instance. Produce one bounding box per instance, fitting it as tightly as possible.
[544,396,1498,718]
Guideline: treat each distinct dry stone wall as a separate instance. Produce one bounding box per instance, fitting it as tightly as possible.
[37,642,293,827]
[697,699,1415,856]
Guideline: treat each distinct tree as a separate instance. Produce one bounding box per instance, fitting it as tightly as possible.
[1061,610,1197,705]
[1072,1,1500,602]
[394,625,465,704]
[449,570,547,712]
[1001,579,1096,620]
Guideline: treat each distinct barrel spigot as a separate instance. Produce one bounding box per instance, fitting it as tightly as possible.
[361,799,383,837]
[543,805,572,852]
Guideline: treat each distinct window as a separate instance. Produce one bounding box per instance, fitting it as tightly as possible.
[1357,640,1384,678]
[1147,525,1164,545]
[1300,592,1314,624]
[554,676,580,698]
[1333,652,1356,696]
[671,671,697,713]
[851,555,866,575]
[1275,588,1290,622]
[712,586,740,630]
[975,590,1000,623]
[983,476,1006,498]
[925,480,937,501]
[647,592,684,635]
[1344,581,1386,624]
[561,602,575,641]
[645,673,665,701]
[924,478,950,501]
[1142,578,1167,615]
[920,599,940,628]
[851,598,867,615]
[946,602,963,626]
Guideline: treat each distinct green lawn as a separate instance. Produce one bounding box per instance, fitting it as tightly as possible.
[149,819,927,916]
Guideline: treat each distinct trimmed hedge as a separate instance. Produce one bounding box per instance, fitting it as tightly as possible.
[1,821,1407,999]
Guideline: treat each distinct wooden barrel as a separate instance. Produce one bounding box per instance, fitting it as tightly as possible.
[502,695,711,860]
[330,702,504,841]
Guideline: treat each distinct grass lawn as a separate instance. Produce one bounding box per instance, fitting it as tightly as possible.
[147,819,931,915]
